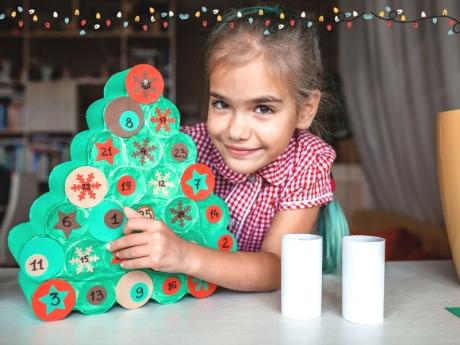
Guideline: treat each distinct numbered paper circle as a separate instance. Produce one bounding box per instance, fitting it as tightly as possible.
[206,205,223,223]
[47,203,87,240]
[136,205,155,219]
[117,176,136,196]
[197,194,230,231]
[90,133,124,167]
[208,230,237,252]
[146,165,179,199]
[31,279,76,321]
[180,163,215,201]
[164,132,197,165]
[65,166,108,208]
[151,272,187,304]
[146,98,180,135]
[164,197,198,233]
[126,134,161,169]
[87,200,126,242]
[217,234,236,252]
[24,254,49,277]
[116,270,153,309]
[104,97,144,137]
[66,240,106,278]
[19,237,65,282]
[77,281,116,315]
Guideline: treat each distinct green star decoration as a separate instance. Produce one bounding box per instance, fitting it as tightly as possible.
[192,278,209,291]
[186,170,208,195]
[39,285,68,315]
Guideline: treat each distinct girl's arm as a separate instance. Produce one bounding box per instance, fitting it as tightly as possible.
[108,206,320,292]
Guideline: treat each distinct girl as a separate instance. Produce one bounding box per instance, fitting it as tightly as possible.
[107,6,349,292]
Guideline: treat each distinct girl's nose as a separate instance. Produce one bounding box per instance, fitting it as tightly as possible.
[227,112,250,141]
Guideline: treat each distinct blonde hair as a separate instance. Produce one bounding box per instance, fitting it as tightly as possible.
[204,6,325,120]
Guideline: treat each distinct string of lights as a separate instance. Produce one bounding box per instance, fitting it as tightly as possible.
[0,5,458,36]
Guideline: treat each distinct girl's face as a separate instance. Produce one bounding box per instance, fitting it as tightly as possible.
[207,56,317,175]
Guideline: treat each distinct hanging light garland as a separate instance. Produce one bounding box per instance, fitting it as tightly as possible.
[335,6,460,35]
[0,5,457,36]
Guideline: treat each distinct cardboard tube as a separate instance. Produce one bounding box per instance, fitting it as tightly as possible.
[437,109,460,281]
[281,234,322,320]
[342,235,385,324]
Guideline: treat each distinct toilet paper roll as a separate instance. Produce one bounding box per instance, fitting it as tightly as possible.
[281,234,322,320]
[342,235,385,324]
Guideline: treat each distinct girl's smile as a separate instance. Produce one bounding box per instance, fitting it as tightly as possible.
[225,145,262,158]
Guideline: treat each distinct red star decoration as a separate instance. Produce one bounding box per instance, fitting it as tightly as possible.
[111,252,126,265]
[150,108,176,132]
[95,138,120,165]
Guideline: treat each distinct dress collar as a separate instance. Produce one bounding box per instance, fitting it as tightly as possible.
[210,131,299,186]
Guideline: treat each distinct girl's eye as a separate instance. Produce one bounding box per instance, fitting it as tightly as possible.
[255,105,273,115]
[212,100,229,110]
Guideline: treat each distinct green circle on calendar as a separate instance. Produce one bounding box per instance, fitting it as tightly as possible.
[19,237,65,282]
[77,280,116,315]
[119,111,140,132]
[87,200,126,242]
[130,282,149,302]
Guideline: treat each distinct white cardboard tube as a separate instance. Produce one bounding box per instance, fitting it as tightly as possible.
[281,234,322,320]
[342,235,385,324]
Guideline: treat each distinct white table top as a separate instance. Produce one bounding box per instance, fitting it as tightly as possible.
[1,261,460,345]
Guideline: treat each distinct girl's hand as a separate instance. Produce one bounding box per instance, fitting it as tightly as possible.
[106,207,193,273]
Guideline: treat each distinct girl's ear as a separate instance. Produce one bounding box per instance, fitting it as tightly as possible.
[296,90,321,130]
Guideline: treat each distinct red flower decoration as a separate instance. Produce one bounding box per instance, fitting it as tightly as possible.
[125,64,164,104]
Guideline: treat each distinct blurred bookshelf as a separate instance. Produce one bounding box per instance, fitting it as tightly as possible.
[0,0,176,192]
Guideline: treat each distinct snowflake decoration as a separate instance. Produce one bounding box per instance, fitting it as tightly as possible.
[150,108,176,132]
[149,171,175,197]
[170,201,192,228]
[70,173,102,201]
[132,138,156,165]
[69,246,99,274]
[132,70,159,100]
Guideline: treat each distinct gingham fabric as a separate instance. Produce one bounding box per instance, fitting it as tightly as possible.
[181,123,336,252]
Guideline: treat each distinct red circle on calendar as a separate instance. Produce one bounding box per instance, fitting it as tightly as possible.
[125,64,164,104]
[206,205,222,224]
[218,234,234,252]
[180,163,215,201]
[162,276,181,296]
[31,279,76,321]
[117,176,136,196]
[187,276,218,299]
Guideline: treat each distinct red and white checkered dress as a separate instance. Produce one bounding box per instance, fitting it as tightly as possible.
[181,123,336,252]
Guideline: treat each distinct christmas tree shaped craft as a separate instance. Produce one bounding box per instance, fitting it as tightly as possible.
[7,64,237,321]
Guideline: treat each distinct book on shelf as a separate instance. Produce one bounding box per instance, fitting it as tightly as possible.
[0,141,25,172]
[0,136,70,179]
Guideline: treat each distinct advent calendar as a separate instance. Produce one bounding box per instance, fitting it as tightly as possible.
[8,64,236,321]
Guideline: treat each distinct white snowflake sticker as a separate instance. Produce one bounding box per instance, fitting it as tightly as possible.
[65,166,108,208]
[149,171,175,197]
[69,246,100,274]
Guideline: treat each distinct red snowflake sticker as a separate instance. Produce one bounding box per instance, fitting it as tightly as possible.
[65,167,108,208]
[150,108,176,132]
